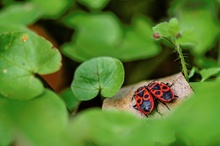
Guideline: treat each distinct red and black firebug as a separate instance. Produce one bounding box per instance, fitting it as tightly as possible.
[132,81,178,117]
[132,86,155,116]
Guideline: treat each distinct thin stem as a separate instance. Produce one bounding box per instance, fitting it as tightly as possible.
[176,44,189,81]
[163,36,189,81]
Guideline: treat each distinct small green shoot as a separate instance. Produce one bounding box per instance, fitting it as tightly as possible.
[153,18,189,81]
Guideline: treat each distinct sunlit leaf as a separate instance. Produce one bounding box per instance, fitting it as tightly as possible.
[71,57,124,100]
[0,32,62,100]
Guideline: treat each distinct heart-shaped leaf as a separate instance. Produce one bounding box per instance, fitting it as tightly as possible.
[0,32,62,100]
[71,57,124,100]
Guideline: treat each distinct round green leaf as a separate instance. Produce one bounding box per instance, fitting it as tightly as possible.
[71,57,124,100]
[0,32,62,100]
[0,89,68,145]
[77,0,110,10]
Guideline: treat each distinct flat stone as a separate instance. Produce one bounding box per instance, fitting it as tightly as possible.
[102,72,194,118]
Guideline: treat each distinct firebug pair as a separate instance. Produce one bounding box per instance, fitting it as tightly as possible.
[132,81,178,117]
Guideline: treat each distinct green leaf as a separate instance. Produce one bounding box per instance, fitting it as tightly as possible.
[152,22,169,37]
[168,18,180,36]
[175,9,220,56]
[200,67,220,82]
[0,89,68,145]
[0,2,42,25]
[188,66,199,78]
[62,13,160,62]
[62,12,123,61]
[118,16,161,61]
[170,80,220,145]
[63,12,123,57]
[0,32,62,100]
[152,18,180,39]
[67,109,141,146]
[0,24,29,34]
[71,57,124,100]
[30,0,73,18]
[60,88,81,111]
[77,0,109,10]
[67,109,175,146]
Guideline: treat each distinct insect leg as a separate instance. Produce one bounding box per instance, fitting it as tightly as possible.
[154,98,162,115]
[158,100,170,110]
[133,104,138,110]
[144,114,148,118]
[174,95,179,98]
[165,82,174,87]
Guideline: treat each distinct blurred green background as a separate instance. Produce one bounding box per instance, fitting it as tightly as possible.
[1,0,219,87]
[1,0,220,145]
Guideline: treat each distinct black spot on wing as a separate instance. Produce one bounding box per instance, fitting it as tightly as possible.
[138,90,144,97]
[162,91,173,100]
[155,91,161,95]
[140,100,152,112]
[144,94,149,98]
[152,84,160,90]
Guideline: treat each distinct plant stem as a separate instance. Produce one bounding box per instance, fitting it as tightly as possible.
[176,44,189,81]
[163,36,189,81]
